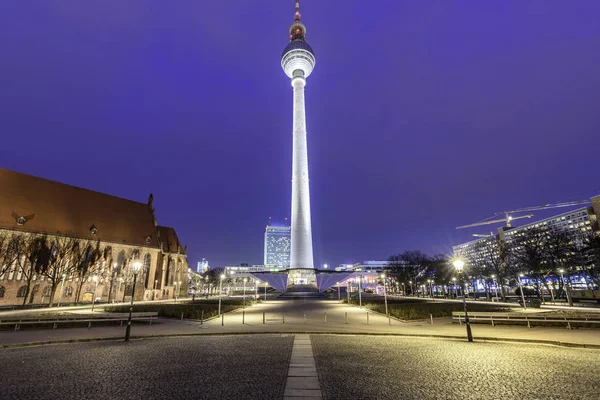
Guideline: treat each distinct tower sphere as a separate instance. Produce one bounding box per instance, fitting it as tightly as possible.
[281,21,315,80]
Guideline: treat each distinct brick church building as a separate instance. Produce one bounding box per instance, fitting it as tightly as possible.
[0,168,188,306]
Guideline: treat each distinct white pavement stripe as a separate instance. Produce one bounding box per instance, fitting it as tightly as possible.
[284,334,322,400]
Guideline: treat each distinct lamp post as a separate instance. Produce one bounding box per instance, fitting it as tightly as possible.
[154,279,158,300]
[491,274,500,302]
[358,275,362,308]
[58,273,67,307]
[559,269,573,306]
[451,277,457,298]
[428,279,434,299]
[517,273,527,309]
[409,280,413,296]
[124,261,142,342]
[91,275,99,312]
[243,278,248,309]
[109,262,118,303]
[401,282,405,296]
[453,259,473,342]
[254,279,258,300]
[381,274,388,317]
[264,281,267,302]
[336,282,341,302]
[218,274,225,315]
[346,281,350,304]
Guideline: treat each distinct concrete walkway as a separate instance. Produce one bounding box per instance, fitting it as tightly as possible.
[1,299,599,348]
[284,334,322,399]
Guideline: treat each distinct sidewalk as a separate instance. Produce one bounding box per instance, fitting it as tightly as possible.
[1,300,599,349]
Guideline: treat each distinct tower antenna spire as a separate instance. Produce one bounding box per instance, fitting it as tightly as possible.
[295,0,301,21]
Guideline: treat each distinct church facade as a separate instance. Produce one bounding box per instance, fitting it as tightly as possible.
[0,168,188,306]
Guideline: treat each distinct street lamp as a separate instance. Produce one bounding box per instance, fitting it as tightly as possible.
[218,274,225,315]
[358,275,362,308]
[428,279,434,299]
[453,259,473,342]
[491,274,500,302]
[58,273,67,307]
[559,269,573,306]
[264,280,268,302]
[380,274,388,317]
[254,279,258,300]
[336,282,341,302]
[451,277,457,298]
[409,280,413,296]
[243,278,248,308]
[124,261,142,342]
[91,275,99,312]
[346,280,350,304]
[517,273,527,310]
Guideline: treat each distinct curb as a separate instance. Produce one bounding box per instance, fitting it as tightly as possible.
[2,331,599,350]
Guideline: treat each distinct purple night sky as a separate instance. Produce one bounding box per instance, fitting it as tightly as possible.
[1,1,600,268]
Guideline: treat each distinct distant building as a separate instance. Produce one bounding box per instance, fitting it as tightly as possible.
[335,261,389,272]
[197,258,209,273]
[453,197,600,269]
[264,223,291,267]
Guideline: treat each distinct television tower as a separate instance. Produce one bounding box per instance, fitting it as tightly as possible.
[281,0,316,272]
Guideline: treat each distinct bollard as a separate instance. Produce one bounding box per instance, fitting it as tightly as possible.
[527,317,531,329]
[430,314,433,325]
[324,312,327,324]
[345,312,348,324]
[181,312,184,321]
[243,310,245,324]
[221,313,224,326]
[388,316,391,326]
[367,312,369,325]
[567,321,572,330]
[459,316,462,326]
[282,313,285,324]
[491,317,495,327]
[304,312,307,324]
[88,321,92,329]
[263,312,265,324]
[201,310,204,325]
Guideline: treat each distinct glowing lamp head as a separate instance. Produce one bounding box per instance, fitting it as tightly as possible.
[453,259,465,272]
[220,274,225,280]
[132,261,142,274]
[519,273,524,278]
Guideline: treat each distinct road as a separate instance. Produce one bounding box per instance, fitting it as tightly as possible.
[0,334,598,399]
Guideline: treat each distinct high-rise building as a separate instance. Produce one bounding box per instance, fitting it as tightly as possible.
[281,1,316,283]
[264,225,291,266]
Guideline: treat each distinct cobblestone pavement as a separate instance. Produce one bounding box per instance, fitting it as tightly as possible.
[0,335,293,400]
[312,335,600,400]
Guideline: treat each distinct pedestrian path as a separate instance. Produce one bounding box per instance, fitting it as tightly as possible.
[284,334,322,399]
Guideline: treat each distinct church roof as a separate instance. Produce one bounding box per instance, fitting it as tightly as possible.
[0,168,160,248]
[157,226,186,255]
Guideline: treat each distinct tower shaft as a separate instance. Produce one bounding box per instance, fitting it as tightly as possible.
[290,76,314,269]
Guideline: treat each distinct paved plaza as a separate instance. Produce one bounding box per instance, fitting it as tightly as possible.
[0,334,598,399]
[1,299,599,348]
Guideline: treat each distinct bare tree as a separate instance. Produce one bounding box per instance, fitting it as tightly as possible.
[0,231,23,281]
[73,240,103,302]
[38,235,79,306]
[581,235,600,291]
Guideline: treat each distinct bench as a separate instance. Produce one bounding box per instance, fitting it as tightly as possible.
[452,311,600,329]
[0,312,158,331]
